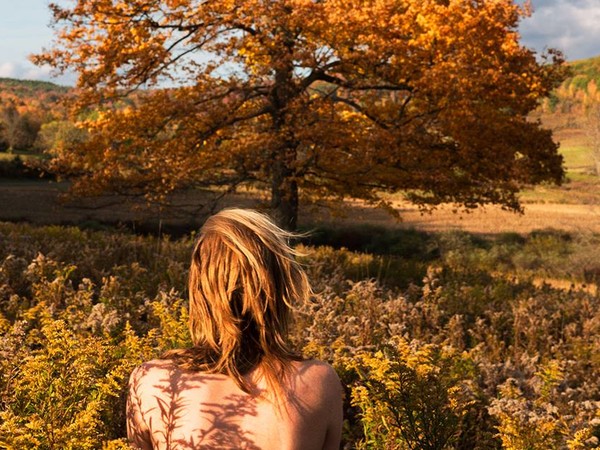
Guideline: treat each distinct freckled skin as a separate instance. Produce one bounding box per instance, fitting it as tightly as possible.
[127,359,343,450]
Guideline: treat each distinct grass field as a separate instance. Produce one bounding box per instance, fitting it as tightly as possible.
[561,144,594,171]
[519,125,600,205]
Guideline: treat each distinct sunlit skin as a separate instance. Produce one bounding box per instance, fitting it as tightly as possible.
[35,0,567,229]
[127,359,343,450]
[126,209,343,449]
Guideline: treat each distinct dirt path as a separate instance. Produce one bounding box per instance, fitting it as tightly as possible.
[1,180,599,235]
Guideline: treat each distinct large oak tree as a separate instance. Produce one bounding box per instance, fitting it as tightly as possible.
[36,0,566,229]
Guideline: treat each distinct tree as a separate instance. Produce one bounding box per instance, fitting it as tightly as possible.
[35,0,567,229]
[584,103,600,176]
[0,101,42,152]
[36,120,88,154]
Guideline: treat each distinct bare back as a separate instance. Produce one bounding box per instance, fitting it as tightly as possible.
[127,359,343,450]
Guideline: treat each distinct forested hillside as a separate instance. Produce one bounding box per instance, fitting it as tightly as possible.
[530,55,600,178]
[0,78,69,100]
[538,55,600,116]
[564,56,600,92]
[0,78,70,153]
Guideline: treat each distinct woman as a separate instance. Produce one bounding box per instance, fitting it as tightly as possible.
[127,209,343,450]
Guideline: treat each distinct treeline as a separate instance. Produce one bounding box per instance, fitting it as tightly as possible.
[1,55,599,148]
[0,78,70,153]
[0,54,598,182]
[2,54,599,155]
[538,55,600,117]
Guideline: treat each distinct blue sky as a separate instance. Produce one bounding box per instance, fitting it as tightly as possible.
[1,0,599,86]
[0,1,74,84]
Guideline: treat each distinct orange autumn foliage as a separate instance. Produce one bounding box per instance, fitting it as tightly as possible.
[35,0,567,229]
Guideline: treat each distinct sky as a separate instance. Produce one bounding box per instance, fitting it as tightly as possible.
[1,0,599,87]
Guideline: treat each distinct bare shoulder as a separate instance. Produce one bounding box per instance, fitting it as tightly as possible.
[130,358,174,375]
[127,360,179,449]
[289,360,343,449]
[289,359,343,405]
[292,359,341,388]
[129,358,179,387]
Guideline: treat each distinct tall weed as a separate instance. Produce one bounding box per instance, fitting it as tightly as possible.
[1,222,600,448]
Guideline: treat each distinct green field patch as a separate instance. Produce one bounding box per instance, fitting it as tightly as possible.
[521,173,600,204]
[559,144,594,171]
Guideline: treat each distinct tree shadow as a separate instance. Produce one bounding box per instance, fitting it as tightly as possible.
[128,360,261,449]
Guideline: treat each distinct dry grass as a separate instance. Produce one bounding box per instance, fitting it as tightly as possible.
[0,180,262,233]
[3,178,600,235]
[3,118,600,236]
[308,199,600,234]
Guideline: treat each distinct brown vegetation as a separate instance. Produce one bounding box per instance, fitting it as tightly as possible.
[1,221,600,448]
[2,179,600,235]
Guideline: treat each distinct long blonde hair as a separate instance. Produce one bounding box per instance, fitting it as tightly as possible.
[165,208,310,396]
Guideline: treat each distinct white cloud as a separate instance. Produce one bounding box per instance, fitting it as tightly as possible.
[0,62,19,78]
[23,64,54,81]
[0,60,76,86]
[520,0,600,60]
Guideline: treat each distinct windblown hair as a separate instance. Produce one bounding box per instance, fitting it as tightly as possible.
[164,208,310,396]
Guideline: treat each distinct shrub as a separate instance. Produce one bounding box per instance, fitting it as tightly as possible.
[348,340,472,450]
[0,155,52,179]
[1,222,600,448]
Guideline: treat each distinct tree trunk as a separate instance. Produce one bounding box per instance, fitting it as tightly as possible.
[271,152,298,230]
[269,61,298,230]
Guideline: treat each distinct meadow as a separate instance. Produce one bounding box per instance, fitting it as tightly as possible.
[1,84,600,448]
[1,219,599,449]
[1,109,599,235]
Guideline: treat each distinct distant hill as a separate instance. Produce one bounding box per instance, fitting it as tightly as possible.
[0,79,73,152]
[3,53,599,109]
[563,55,600,92]
[2,54,599,127]
[0,78,71,110]
[0,77,70,93]
[534,55,600,123]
